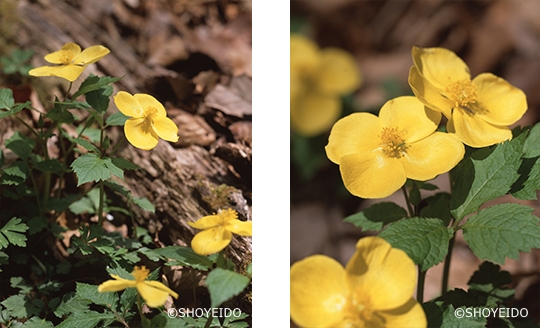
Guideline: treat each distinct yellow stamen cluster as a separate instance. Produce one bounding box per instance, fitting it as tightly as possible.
[131,266,150,282]
[446,79,477,108]
[379,127,407,158]
[60,50,74,64]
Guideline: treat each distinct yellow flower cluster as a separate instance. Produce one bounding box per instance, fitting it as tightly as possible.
[290,34,361,136]
[326,46,527,199]
[291,237,427,328]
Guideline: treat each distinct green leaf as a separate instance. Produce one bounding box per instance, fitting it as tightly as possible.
[75,282,119,310]
[343,202,408,232]
[152,246,213,270]
[379,217,453,271]
[0,294,40,319]
[132,196,155,213]
[460,203,540,264]
[46,193,80,212]
[71,153,123,186]
[111,157,140,170]
[150,313,189,328]
[0,88,15,110]
[10,276,33,294]
[440,304,487,328]
[0,148,4,167]
[33,159,64,175]
[20,316,54,328]
[73,138,99,153]
[86,85,112,114]
[72,75,122,99]
[0,101,29,119]
[0,217,29,249]
[419,192,452,227]
[55,311,116,328]
[5,131,36,160]
[69,197,96,215]
[522,122,540,157]
[205,268,250,308]
[510,154,540,200]
[28,216,48,235]
[45,98,75,123]
[468,262,514,299]
[450,133,525,221]
[409,181,421,206]
[3,161,29,182]
[106,111,130,126]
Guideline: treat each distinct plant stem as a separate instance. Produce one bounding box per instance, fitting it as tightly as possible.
[417,270,426,303]
[98,180,105,226]
[401,186,414,217]
[441,234,456,294]
[203,312,214,328]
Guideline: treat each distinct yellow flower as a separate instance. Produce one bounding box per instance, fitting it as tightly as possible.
[290,34,361,136]
[97,266,178,308]
[408,46,527,148]
[188,208,252,255]
[291,236,427,328]
[113,91,179,150]
[29,42,110,82]
[326,96,464,199]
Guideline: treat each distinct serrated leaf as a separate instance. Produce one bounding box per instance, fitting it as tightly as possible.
[440,304,487,328]
[409,181,421,206]
[5,131,36,160]
[72,75,122,99]
[151,313,189,327]
[0,294,40,319]
[460,203,540,264]
[10,276,33,294]
[46,193,80,212]
[76,282,119,309]
[420,192,452,227]
[71,153,123,186]
[522,122,540,157]
[4,161,29,179]
[86,85,112,114]
[73,138,99,153]
[28,216,48,235]
[33,159,64,175]
[55,311,116,328]
[132,197,155,213]
[379,217,453,271]
[467,261,512,293]
[106,111,130,126]
[0,217,29,249]
[510,156,540,200]
[450,133,525,221]
[111,157,140,170]
[0,88,15,110]
[344,202,408,232]
[205,268,250,308]
[46,98,75,123]
[0,101,28,119]
[152,246,213,270]
[20,316,54,328]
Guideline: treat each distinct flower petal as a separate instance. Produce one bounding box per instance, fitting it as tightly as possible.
[290,34,320,76]
[144,280,179,299]
[471,73,527,126]
[400,132,464,181]
[315,47,360,95]
[225,219,252,236]
[152,117,179,142]
[114,91,144,117]
[448,106,513,148]
[124,117,159,150]
[291,91,341,137]
[134,94,167,117]
[137,281,170,308]
[346,237,416,311]
[408,65,455,119]
[378,298,427,328]
[73,45,110,66]
[187,214,222,229]
[290,255,348,328]
[378,96,441,143]
[97,275,137,293]
[190,227,231,255]
[44,43,81,64]
[325,112,381,165]
[28,64,86,82]
[411,46,470,91]
[339,150,406,199]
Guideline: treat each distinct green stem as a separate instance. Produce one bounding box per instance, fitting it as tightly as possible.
[109,138,125,157]
[203,312,214,328]
[417,270,426,303]
[401,186,414,217]
[98,181,105,226]
[441,234,456,294]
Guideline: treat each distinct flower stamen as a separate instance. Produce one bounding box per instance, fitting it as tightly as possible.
[446,79,477,108]
[379,127,407,158]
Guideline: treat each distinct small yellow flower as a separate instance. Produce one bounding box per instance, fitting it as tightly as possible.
[408,46,528,148]
[290,34,361,136]
[113,91,179,150]
[326,96,464,199]
[29,42,110,82]
[97,266,178,308]
[290,236,427,328]
[188,208,252,255]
